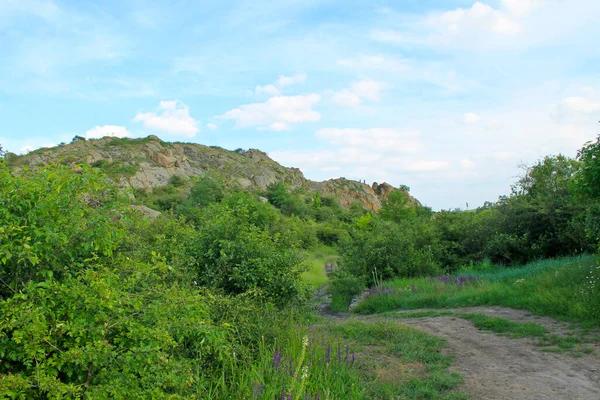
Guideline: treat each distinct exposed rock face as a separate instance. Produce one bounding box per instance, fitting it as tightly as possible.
[129,205,162,219]
[10,136,417,210]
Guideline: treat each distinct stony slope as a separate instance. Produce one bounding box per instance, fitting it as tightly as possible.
[6,135,417,210]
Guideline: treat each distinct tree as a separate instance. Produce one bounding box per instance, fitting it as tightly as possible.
[379,190,417,223]
[576,135,600,200]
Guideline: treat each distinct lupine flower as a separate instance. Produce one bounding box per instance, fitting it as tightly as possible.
[272,348,282,371]
[344,345,349,365]
[252,381,265,398]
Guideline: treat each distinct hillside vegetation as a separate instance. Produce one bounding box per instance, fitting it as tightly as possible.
[1,134,599,398]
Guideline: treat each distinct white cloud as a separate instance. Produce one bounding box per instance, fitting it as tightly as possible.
[85,125,131,139]
[461,159,475,168]
[351,79,384,102]
[551,90,600,124]
[563,96,600,114]
[276,73,306,86]
[206,123,217,130]
[316,128,422,153]
[255,84,280,96]
[331,90,361,107]
[464,112,481,124]
[19,145,34,154]
[337,54,410,73]
[133,100,199,137]
[405,160,450,172]
[428,2,523,38]
[330,79,385,108]
[218,94,321,130]
[254,73,306,96]
[501,0,540,17]
[370,1,566,50]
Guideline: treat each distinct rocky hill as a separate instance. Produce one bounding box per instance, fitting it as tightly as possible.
[5,135,417,211]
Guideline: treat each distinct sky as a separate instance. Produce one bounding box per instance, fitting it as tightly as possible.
[1,0,600,210]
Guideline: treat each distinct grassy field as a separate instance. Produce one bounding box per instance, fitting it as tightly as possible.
[300,245,338,289]
[353,255,600,327]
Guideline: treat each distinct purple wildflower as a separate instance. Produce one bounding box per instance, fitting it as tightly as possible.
[344,345,349,365]
[272,348,281,371]
[252,381,265,398]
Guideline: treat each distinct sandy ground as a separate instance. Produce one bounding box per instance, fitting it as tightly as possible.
[392,307,600,400]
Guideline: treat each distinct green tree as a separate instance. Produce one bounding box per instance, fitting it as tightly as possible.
[576,135,600,200]
[379,190,417,223]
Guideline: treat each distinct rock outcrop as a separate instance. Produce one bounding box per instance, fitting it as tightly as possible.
[9,135,417,211]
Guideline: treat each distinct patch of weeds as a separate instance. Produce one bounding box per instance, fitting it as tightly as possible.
[456,313,548,339]
[331,320,467,399]
[388,311,596,357]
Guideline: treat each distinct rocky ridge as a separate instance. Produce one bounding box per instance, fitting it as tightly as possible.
[7,135,417,211]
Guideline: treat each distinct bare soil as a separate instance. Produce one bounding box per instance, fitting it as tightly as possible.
[392,307,600,400]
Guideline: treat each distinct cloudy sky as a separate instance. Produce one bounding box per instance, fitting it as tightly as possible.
[1,0,599,210]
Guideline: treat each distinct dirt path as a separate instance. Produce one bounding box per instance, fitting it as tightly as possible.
[391,307,600,400]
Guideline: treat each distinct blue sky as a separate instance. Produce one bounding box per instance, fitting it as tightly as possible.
[1,0,600,210]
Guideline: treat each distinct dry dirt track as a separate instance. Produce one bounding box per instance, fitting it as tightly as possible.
[392,307,600,400]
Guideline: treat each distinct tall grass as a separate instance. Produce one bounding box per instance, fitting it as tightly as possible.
[354,255,600,327]
[300,246,337,289]
[202,313,466,399]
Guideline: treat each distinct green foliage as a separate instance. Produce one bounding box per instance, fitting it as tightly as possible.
[331,320,465,399]
[186,198,308,306]
[188,175,224,206]
[0,163,129,297]
[266,183,312,219]
[339,217,440,282]
[329,270,364,312]
[576,135,600,200]
[91,159,139,178]
[169,174,187,187]
[71,135,86,143]
[0,260,227,399]
[354,256,600,326]
[379,190,417,223]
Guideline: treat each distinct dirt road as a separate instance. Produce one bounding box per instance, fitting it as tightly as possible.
[393,307,600,400]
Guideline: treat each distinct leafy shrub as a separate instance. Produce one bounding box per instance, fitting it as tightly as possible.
[186,199,309,306]
[0,163,128,297]
[0,259,230,399]
[169,174,187,187]
[339,217,440,281]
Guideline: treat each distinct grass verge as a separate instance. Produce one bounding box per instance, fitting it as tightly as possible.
[353,255,600,327]
[214,315,466,399]
[385,311,596,356]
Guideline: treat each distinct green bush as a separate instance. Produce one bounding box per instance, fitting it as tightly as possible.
[169,174,187,187]
[0,163,128,297]
[338,217,440,282]
[186,199,309,306]
[0,259,230,399]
